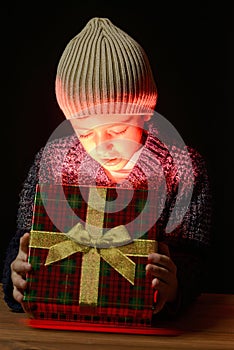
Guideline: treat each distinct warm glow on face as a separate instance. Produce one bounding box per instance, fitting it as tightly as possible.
[70,115,151,171]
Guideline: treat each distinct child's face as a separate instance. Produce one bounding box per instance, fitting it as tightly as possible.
[70,114,151,172]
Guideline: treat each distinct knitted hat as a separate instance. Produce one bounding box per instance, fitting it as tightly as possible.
[55,17,157,119]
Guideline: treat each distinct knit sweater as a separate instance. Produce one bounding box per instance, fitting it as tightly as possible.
[2,125,211,318]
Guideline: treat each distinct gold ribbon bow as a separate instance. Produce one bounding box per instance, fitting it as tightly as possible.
[30,225,156,306]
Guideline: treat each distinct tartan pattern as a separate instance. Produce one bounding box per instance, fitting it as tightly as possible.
[23,184,157,327]
[31,184,157,238]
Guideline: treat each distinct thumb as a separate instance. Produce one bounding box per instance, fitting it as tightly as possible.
[158,242,170,257]
[19,232,30,258]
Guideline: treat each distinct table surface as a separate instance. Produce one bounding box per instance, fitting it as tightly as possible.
[0,286,233,350]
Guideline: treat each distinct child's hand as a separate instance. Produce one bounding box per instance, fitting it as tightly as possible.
[146,242,178,314]
[11,232,31,304]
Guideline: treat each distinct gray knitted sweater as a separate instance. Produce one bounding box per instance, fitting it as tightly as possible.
[2,125,211,317]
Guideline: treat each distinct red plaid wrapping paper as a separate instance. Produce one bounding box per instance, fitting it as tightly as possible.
[23,184,158,328]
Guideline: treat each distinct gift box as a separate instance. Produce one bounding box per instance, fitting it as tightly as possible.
[23,183,159,332]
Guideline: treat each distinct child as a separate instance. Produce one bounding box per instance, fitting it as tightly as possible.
[2,17,211,320]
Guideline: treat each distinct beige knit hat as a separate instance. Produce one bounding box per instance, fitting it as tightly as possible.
[55,17,157,119]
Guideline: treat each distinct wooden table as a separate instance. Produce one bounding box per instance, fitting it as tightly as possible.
[0,287,233,350]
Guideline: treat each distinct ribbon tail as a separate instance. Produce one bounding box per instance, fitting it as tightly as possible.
[45,240,89,265]
[119,239,157,256]
[100,248,135,285]
[79,249,100,306]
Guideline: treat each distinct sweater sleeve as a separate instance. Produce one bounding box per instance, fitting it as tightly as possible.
[153,147,212,320]
[1,149,43,312]
[172,149,211,313]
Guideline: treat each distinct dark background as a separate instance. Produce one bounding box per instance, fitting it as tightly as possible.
[1,2,233,294]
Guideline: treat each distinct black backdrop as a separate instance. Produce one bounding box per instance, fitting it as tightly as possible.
[1,2,233,294]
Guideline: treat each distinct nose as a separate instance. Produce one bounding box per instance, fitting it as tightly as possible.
[94,129,114,152]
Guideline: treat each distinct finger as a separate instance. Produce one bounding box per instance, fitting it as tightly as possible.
[152,298,165,314]
[147,253,176,273]
[18,233,30,258]
[11,270,28,290]
[151,285,167,314]
[13,285,25,304]
[11,258,31,275]
[151,277,168,290]
[146,263,171,283]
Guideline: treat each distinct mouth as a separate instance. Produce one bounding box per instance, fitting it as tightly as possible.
[100,157,121,167]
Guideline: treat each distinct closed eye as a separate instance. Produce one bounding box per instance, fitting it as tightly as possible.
[108,127,128,135]
[79,131,93,139]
